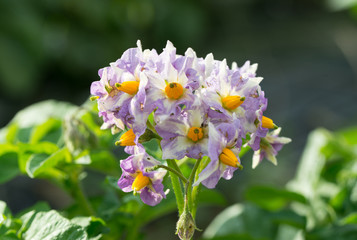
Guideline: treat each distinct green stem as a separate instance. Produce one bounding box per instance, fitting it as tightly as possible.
[147,165,187,183]
[127,211,142,240]
[191,168,202,218]
[167,160,185,215]
[70,173,95,216]
[185,158,202,213]
[239,145,251,158]
[169,159,183,174]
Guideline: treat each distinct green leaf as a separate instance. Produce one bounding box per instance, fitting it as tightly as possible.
[5,124,18,144]
[203,203,275,240]
[0,147,19,184]
[30,118,62,144]
[269,209,306,229]
[337,124,357,145]
[0,201,11,217]
[307,224,357,240]
[0,201,19,239]
[19,142,59,155]
[17,127,33,143]
[142,138,162,160]
[70,216,108,239]
[17,203,51,237]
[74,150,91,165]
[288,128,330,197]
[88,151,120,175]
[96,189,121,219]
[0,230,20,240]
[11,100,76,128]
[340,212,357,225]
[0,128,6,142]
[276,225,304,240]
[133,194,177,227]
[18,142,59,173]
[245,186,307,211]
[26,147,69,178]
[21,210,87,240]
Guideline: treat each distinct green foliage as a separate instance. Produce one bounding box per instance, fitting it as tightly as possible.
[1,99,357,239]
[202,127,357,240]
[245,186,306,211]
[0,146,19,184]
[0,99,228,239]
[0,200,106,240]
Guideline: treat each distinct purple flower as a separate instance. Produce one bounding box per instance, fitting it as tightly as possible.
[252,127,291,168]
[117,147,167,206]
[194,121,242,189]
[201,59,265,134]
[155,107,209,160]
[247,91,269,151]
[145,41,198,123]
[91,41,159,138]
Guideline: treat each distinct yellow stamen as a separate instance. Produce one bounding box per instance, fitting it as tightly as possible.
[165,82,184,100]
[115,129,136,146]
[132,171,150,191]
[222,95,245,110]
[262,116,275,129]
[187,127,204,142]
[115,81,139,95]
[219,148,240,168]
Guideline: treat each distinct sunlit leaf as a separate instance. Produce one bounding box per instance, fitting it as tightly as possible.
[70,216,108,239]
[29,118,62,144]
[25,147,69,178]
[21,210,87,240]
[203,203,275,239]
[5,124,18,144]
[11,100,76,128]
[340,212,357,225]
[288,129,330,197]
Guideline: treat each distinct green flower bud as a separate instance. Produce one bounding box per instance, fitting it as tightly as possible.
[176,210,196,240]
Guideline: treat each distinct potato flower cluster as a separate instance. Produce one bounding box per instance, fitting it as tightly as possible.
[90,41,291,206]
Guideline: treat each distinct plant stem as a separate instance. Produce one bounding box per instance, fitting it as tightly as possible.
[167,160,185,215]
[147,165,187,183]
[239,145,251,158]
[170,159,183,174]
[70,173,95,216]
[191,168,201,218]
[185,158,202,213]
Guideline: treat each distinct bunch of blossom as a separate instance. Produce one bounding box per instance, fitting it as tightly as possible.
[90,40,291,239]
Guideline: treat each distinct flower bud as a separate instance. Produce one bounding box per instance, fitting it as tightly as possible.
[176,210,196,240]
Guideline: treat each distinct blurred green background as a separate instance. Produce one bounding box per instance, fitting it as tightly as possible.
[1,0,357,239]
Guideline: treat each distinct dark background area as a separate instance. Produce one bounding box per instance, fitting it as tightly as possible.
[1,0,357,238]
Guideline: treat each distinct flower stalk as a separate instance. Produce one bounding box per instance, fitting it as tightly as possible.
[146,164,187,183]
[167,160,185,215]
